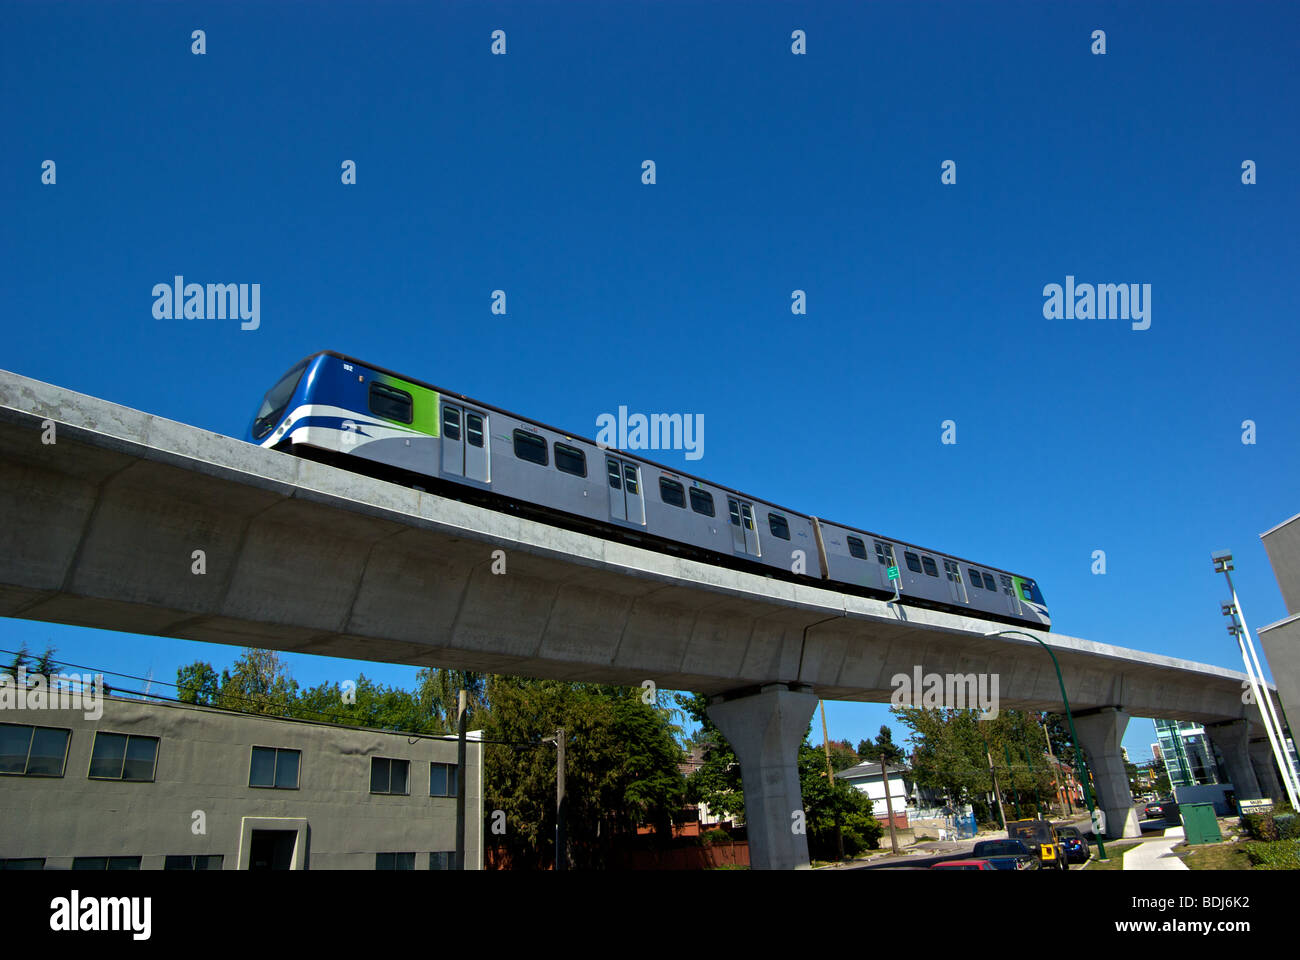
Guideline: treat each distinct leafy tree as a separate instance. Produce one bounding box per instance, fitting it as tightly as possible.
[487,678,686,869]
[216,648,299,716]
[177,662,220,705]
[676,692,744,820]
[415,668,487,732]
[799,741,882,858]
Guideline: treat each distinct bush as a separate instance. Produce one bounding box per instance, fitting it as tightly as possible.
[1274,814,1300,841]
[1243,839,1300,870]
[701,828,731,846]
[1244,812,1279,842]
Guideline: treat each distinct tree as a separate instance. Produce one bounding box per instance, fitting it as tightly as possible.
[216,648,299,715]
[415,668,487,732]
[487,679,686,869]
[799,740,882,859]
[4,644,30,680]
[177,662,220,705]
[676,692,744,820]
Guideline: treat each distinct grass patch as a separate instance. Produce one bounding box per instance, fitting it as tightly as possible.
[1086,840,1144,870]
[1180,841,1253,871]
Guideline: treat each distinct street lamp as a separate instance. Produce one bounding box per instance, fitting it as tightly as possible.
[986,629,1107,860]
[1213,550,1300,808]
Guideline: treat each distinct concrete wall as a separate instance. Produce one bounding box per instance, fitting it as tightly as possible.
[0,695,482,869]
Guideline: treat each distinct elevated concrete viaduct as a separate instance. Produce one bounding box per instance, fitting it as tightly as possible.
[0,369,1282,868]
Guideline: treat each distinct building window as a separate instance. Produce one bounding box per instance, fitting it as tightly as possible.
[430,852,454,870]
[164,855,224,870]
[689,487,715,517]
[555,443,586,477]
[768,513,790,540]
[369,382,413,424]
[0,858,44,870]
[371,756,410,795]
[375,852,415,870]
[249,746,301,789]
[847,536,867,560]
[0,723,70,777]
[904,551,922,573]
[72,857,141,870]
[88,732,158,782]
[659,477,686,508]
[430,762,460,798]
[512,430,548,466]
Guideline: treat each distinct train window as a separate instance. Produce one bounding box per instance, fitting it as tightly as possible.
[847,536,867,560]
[768,513,790,540]
[740,503,755,530]
[874,541,895,566]
[606,459,621,489]
[512,430,548,466]
[921,556,939,577]
[982,572,996,591]
[442,405,461,441]
[555,443,586,477]
[968,568,983,588]
[689,487,715,517]
[728,500,742,527]
[465,412,484,448]
[370,382,413,424]
[659,477,686,508]
[623,463,640,494]
[904,551,922,573]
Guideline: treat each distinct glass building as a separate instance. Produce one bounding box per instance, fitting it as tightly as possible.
[1153,719,1227,787]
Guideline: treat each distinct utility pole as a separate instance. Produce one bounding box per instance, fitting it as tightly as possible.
[1004,743,1022,820]
[986,742,1008,829]
[555,726,567,871]
[455,689,467,870]
[880,756,900,854]
[819,701,845,861]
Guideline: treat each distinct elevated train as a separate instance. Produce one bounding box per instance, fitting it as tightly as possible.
[248,351,1051,630]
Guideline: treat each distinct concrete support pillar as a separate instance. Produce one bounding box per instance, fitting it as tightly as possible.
[1206,720,1261,800]
[1249,738,1285,801]
[706,682,818,870]
[1073,707,1140,839]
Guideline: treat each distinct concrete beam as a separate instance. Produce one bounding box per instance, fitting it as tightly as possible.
[707,683,818,870]
[1249,738,1285,801]
[1074,708,1140,839]
[0,368,1272,724]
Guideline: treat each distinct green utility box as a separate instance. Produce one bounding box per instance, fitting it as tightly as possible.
[1180,803,1222,845]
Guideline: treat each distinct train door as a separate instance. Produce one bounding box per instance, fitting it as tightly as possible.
[1000,575,1022,616]
[874,540,897,589]
[463,409,489,482]
[606,456,645,525]
[441,402,464,477]
[441,403,490,482]
[727,497,761,557]
[943,559,968,603]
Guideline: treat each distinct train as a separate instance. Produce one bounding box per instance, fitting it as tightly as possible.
[247,351,1051,630]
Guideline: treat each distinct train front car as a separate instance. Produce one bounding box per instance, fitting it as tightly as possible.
[1012,576,1051,629]
[247,352,441,474]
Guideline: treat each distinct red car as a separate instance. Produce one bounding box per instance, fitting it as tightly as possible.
[931,859,995,870]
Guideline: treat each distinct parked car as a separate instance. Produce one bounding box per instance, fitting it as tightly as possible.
[1053,825,1090,864]
[971,839,1040,870]
[931,859,995,870]
[1006,819,1067,870]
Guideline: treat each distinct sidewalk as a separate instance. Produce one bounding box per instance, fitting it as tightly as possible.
[1123,826,1189,870]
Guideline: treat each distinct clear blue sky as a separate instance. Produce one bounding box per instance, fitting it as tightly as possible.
[3,2,1298,763]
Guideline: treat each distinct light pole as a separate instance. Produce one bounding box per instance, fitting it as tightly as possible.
[987,630,1107,860]
[1213,550,1300,808]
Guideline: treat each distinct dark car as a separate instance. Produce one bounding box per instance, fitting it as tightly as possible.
[971,839,1040,870]
[1144,798,1179,820]
[1053,825,1090,864]
[931,859,995,870]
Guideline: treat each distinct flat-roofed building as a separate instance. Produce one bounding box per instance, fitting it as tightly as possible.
[0,693,482,870]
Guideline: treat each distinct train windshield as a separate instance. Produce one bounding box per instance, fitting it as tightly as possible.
[252,358,309,439]
[1021,579,1046,605]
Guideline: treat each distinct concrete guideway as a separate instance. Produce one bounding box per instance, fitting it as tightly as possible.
[0,368,1282,868]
